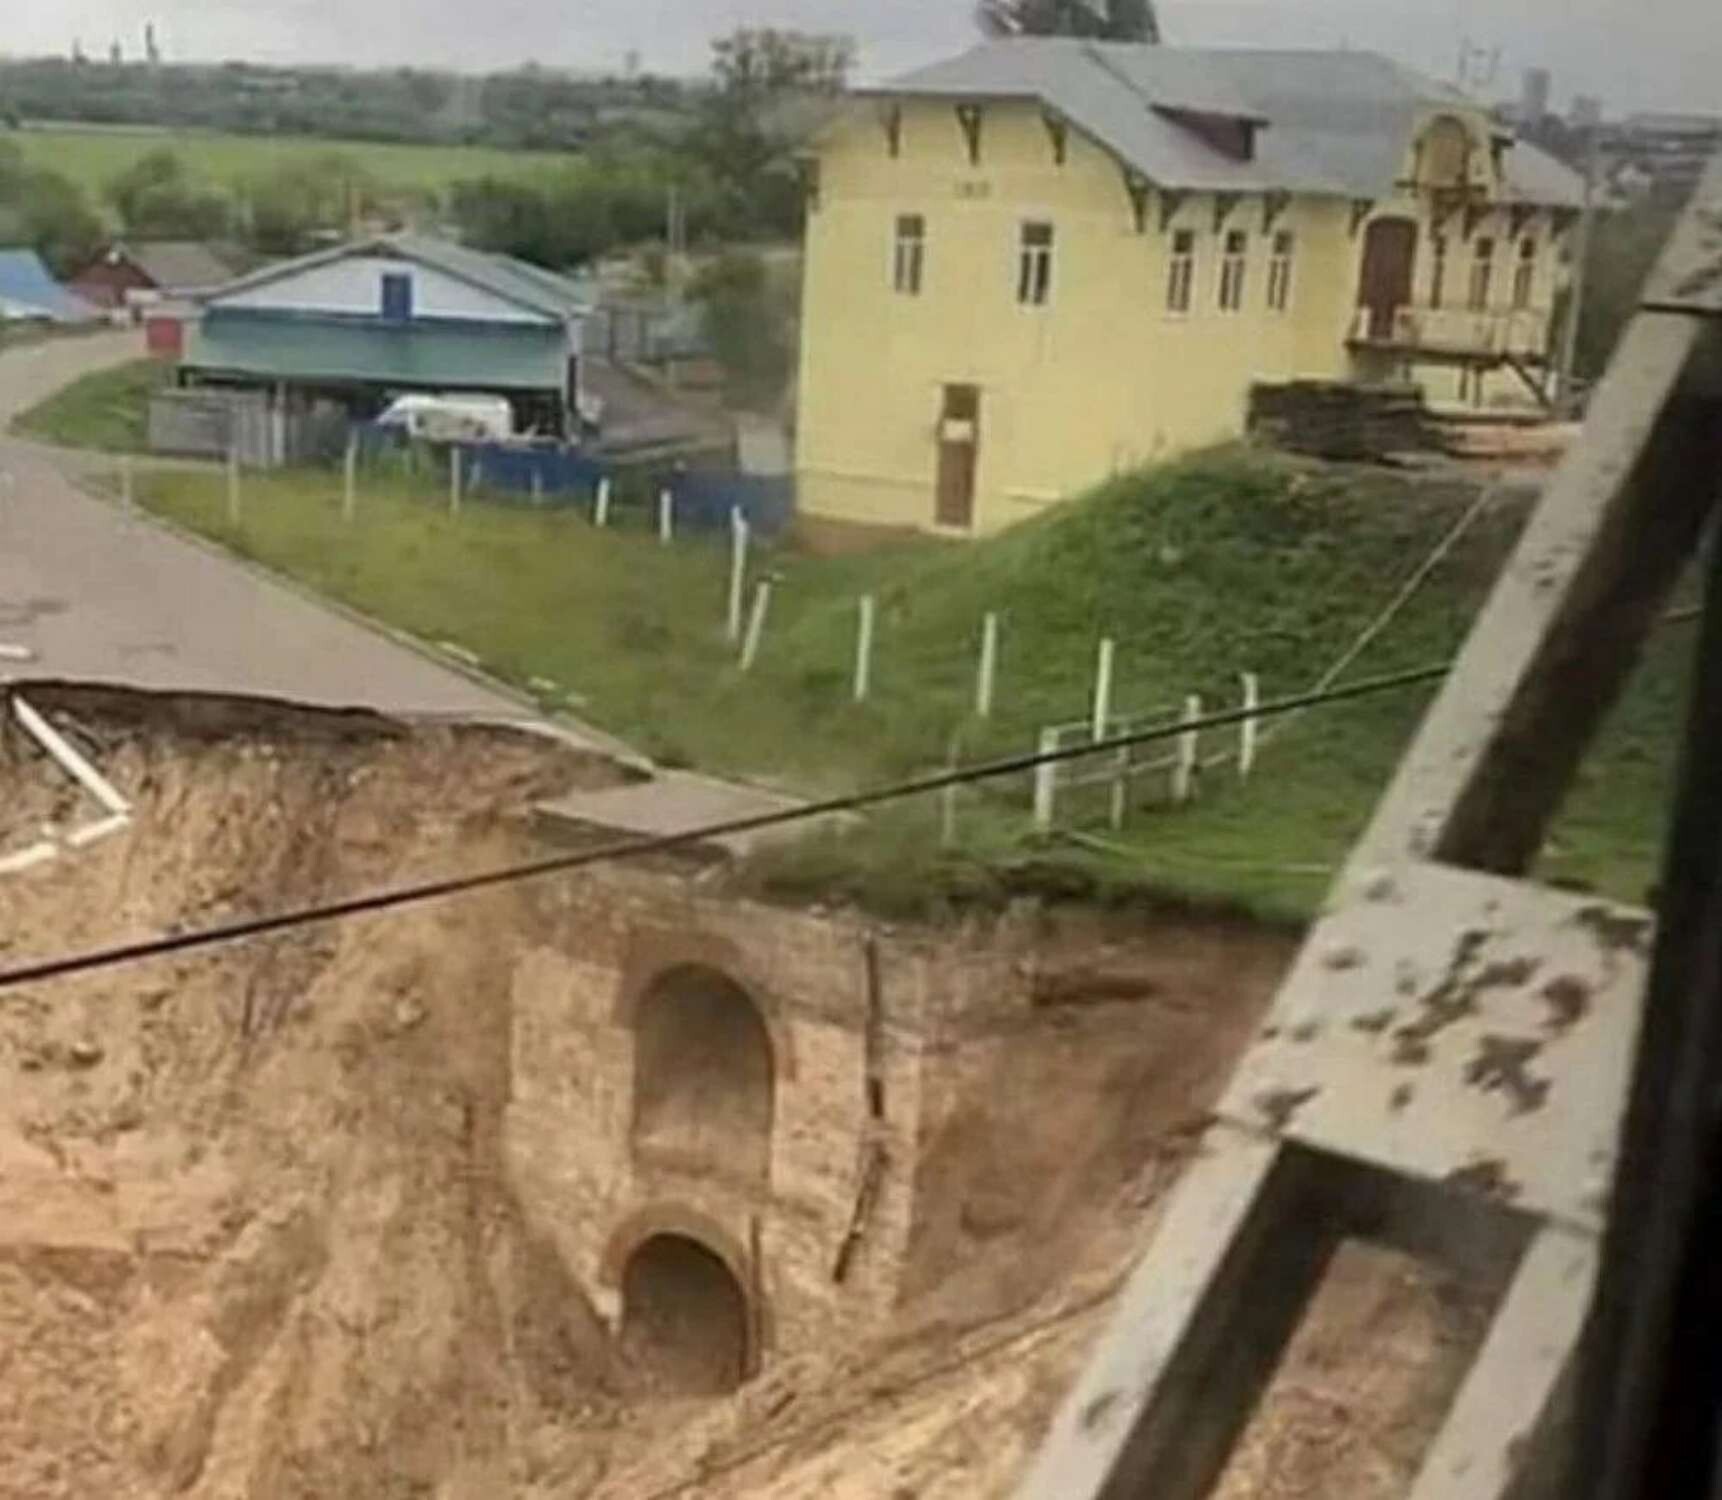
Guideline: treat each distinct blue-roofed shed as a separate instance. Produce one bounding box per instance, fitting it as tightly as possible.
[0,250,99,323]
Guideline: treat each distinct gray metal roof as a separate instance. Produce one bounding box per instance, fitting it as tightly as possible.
[868,42,1583,207]
[122,240,243,293]
[203,233,589,322]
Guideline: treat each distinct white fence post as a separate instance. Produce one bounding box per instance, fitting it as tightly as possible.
[342,436,357,524]
[226,445,241,526]
[1033,727,1060,833]
[120,455,134,514]
[594,476,612,528]
[727,507,749,642]
[1091,638,1116,742]
[658,487,674,545]
[975,612,1000,720]
[1239,672,1261,781]
[449,448,463,517]
[1109,744,1131,831]
[853,594,876,703]
[1172,695,1202,805]
[740,580,773,672]
[940,731,963,849]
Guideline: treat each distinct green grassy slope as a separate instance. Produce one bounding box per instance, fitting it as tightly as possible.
[122,449,1690,921]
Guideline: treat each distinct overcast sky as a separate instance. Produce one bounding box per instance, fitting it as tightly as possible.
[9,0,1718,115]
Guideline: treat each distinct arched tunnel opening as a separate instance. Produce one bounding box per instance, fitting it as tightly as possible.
[619,1233,751,1395]
[631,964,775,1184]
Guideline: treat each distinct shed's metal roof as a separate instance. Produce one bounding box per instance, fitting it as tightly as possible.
[122,240,243,293]
[868,42,1583,207]
[185,312,567,391]
[203,233,588,323]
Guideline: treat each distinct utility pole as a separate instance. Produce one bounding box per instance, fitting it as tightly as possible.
[1558,105,1604,408]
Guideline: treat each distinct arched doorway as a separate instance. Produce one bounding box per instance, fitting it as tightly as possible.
[631,965,775,1184]
[1358,218,1419,342]
[620,1233,750,1394]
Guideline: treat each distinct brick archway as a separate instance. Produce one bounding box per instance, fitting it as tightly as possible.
[620,1235,750,1395]
[614,928,795,1083]
[632,965,775,1183]
[601,1204,765,1380]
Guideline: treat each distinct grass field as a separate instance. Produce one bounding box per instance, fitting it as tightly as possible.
[12,124,566,199]
[122,450,1692,923]
[11,358,168,452]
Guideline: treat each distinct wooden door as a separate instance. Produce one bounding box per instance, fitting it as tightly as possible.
[935,384,980,530]
[1358,219,1418,341]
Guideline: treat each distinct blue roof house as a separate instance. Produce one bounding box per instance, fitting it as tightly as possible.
[0,250,100,323]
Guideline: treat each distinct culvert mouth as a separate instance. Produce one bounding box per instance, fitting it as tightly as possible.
[620,1232,752,1396]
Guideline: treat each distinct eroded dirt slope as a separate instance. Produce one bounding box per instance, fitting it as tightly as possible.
[1,691,627,1499]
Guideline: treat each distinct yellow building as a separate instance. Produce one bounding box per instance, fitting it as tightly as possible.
[795,42,1584,537]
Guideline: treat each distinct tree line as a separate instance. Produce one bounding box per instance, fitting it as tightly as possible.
[0,58,689,154]
[0,27,855,277]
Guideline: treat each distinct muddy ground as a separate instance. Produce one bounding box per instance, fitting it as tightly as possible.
[0,688,1485,1498]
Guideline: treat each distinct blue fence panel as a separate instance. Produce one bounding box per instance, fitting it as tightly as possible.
[668,471,794,535]
[457,442,607,503]
[352,424,793,535]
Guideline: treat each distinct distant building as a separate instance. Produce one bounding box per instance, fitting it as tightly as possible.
[181,233,590,438]
[1520,68,1552,126]
[69,241,246,319]
[796,41,1584,537]
[1604,112,1722,198]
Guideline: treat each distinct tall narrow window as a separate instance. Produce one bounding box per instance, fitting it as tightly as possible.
[893,214,925,296]
[1218,230,1248,313]
[1430,234,1449,309]
[1512,237,1536,309]
[1018,221,1054,307]
[1469,237,1496,311]
[1166,229,1196,313]
[381,271,412,322]
[1266,231,1295,313]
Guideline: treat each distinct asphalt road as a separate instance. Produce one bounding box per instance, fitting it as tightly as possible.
[0,332,540,721]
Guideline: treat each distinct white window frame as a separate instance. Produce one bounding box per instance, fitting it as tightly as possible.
[892,213,926,296]
[1017,220,1055,307]
[1166,229,1197,316]
[1217,230,1248,314]
[1266,231,1295,313]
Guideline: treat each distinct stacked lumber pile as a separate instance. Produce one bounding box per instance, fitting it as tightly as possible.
[1249,381,1436,462]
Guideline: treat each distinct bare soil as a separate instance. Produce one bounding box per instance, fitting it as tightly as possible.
[0,688,1488,1498]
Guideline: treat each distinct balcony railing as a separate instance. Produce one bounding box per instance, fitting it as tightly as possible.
[1349,304,1554,361]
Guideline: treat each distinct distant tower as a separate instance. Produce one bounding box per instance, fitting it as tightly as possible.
[624,49,642,80]
[71,38,86,65]
[1521,67,1552,125]
[1572,95,1604,131]
[145,23,161,66]
[109,39,123,66]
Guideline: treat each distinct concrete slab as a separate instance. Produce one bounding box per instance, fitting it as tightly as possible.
[537,770,818,856]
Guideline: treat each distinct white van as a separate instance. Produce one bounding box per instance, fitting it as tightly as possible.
[375,393,514,444]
